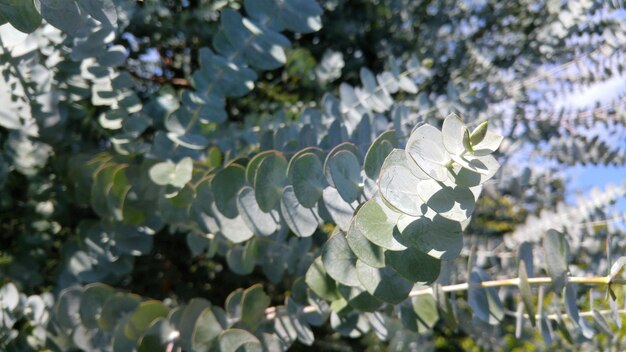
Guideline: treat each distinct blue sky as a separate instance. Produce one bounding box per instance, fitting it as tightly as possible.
[560,73,626,211]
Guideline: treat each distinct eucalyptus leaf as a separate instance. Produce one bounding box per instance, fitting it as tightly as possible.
[290,153,325,208]
[416,179,476,222]
[406,124,451,182]
[468,268,504,325]
[518,262,536,327]
[0,0,41,33]
[385,247,441,284]
[218,328,263,352]
[321,186,357,231]
[395,214,463,260]
[364,131,396,180]
[355,260,413,304]
[412,293,440,332]
[378,151,427,216]
[213,165,246,218]
[124,301,169,342]
[305,257,341,301]
[543,229,569,292]
[346,219,386,268]
[472,131,503,156]
[442,113,469,155]
[281,186,320,237]
[328,150,362,203]
[321,231,361,287]
[338,285,383,312]
[254,153,288,212]
[237,186,279,236]
[354,197,406,251]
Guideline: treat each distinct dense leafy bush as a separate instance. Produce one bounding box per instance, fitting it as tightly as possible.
[1,0,626,351]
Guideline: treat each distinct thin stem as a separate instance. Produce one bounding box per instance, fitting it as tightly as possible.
[265,275,626,320]
[504,308,626,322]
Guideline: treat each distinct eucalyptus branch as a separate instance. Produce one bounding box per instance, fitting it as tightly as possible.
[264,275,626,320]
[504,308,626,322]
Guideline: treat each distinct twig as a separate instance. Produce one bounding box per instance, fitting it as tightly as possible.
[265,275,626,320]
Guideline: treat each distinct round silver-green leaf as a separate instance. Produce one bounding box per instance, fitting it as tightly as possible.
[254,153,288,212]
[291,153,325,208]
[328,150,362,203]
[355,260,413,304]
[354,197,406,251]
[322,232,361,287]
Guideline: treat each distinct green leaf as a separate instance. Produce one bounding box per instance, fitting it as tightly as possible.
[218,328,263,352]
[221,9,288,70]
[124,301,169,342]
[564,285,594,338]
[195,47,257,97]
[79,283,115,329]
[330,311,371,338]
[416,179,476,222]
[137,318,176,352]
[385,247,441,284]
[364,131,397,179]
[517,241,534,276]
[290,153,325,208]
[212,165,246,218]
[346,220,386,268]
[286,297,314,345]
[468,268,504,325]
[328,150,362,203]
[321,186,357,231]
[395,214,463,260]
[378,150,427,216]
[244,0,323,33]
[148,158,193,188]
[0,0,41,33]
[354,197,406,251]
[450,152,498,176]
[112,315,136,352]
[609,256,626,281]
[323,142,360,187]
[98,293,142,332]
[442,113,469,155]
[281,186,320,237]
[237,186,279,236]
[76,0,118,28]
[518,262,536,327]
[246,150,274,185]
[211,201,254,244]
[226,239,258,275]
[338,285,383,312]
[189,307,223,351]
[412,293,440,332]
[433,284,458,330]
[305,257,341,301]
[356,260,413,304]
[592,309,613,336]
[406,124,451,182]
[472,130,503,156]
[178,298,212,351]
[543,229,569,292]
[240,284,270,331]
[469,121,489,145]
[40,0,85,35]
[322,230,361,287]
[254,153,288,212]
[447,156,499,187]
